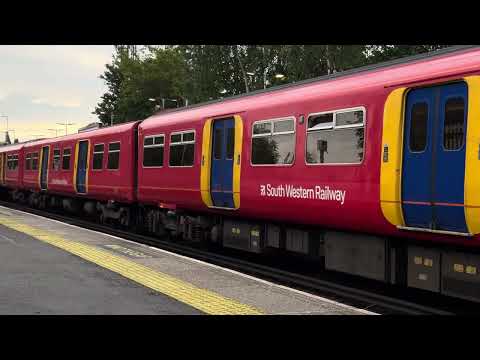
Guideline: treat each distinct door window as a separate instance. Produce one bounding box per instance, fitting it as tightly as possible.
[409,102,428,152]
[443,97,465,151]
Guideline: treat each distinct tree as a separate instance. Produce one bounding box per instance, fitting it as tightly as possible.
[93,46,188,125]
[93,46,125,125]
[94,45,449,123]
[364,45,450,63]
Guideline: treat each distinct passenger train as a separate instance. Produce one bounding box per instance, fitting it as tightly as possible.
[2,45,480,302]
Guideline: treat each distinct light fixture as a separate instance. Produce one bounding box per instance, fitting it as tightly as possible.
[148,98,156,102]
[246,72,255,76]
[275,74,285,79]
[220,89,227,94]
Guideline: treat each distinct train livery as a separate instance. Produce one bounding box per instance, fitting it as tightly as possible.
[2,46,480,302]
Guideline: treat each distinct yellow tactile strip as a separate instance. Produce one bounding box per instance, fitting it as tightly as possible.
[0,216,263,315]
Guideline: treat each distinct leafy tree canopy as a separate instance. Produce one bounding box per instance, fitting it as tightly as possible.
[94,45,450,125]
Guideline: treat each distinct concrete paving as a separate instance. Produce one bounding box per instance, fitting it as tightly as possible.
[0,205,376,315]
[0,224,202,315]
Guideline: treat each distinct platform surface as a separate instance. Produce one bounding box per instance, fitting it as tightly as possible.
[0,205,376,315]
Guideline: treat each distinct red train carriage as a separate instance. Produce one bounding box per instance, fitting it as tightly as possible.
[21,122,139,220]
[0,143,24,192]
[138,46,480,301]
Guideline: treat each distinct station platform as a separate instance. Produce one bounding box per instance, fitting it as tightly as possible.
[0,205,375,315]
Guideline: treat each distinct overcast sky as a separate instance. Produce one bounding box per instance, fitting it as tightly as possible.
[0,45,114,142]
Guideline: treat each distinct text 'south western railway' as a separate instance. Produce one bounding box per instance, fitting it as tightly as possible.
[260,184,346,205]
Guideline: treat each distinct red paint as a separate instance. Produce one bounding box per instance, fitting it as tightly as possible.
[19,121,140,203]
[2,143,24,189]
[138,47,480,248]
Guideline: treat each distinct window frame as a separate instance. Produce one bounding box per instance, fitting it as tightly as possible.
[442,95,466,152]
[8,153,18,171]
[250,116,297,167]
[305,106,366,166]
[31,152,39,171]
[107,141,121,171]
[168,130,196,168]
[62,147,72,171]
[142,134,165,168]
[52,148,61,170]
[92,143,105,171]
[25,153,31,170]
[407,101,429,154]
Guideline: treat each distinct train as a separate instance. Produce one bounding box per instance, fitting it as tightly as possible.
[1,45,480,303]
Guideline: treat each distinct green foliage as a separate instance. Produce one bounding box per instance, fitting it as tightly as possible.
[94,45,449,125]
[364,45,450,63]
[93,46,188,125]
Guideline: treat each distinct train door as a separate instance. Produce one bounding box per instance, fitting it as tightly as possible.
[210,117,235,208]
[40,146,50,191]
[402,82,468,233]
[76,140,89,194]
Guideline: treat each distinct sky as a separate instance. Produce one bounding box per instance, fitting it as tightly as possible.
[0,45,115,142]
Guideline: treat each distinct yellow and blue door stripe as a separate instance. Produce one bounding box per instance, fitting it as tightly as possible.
[380,76,480,235]
[201,115,243,209]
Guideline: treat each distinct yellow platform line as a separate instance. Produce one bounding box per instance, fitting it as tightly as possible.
[0,216,263,315]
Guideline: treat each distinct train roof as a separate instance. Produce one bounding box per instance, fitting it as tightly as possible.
[22,121,141,149]
[141,45,480,129]
[0,143,24,152]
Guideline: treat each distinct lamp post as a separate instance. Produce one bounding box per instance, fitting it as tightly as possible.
[56,121,76,136]
[30,134,45,141]
[0,115,8,132]
[48,128,61,137]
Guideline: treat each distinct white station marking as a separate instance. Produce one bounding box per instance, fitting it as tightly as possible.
[0,205,378,315]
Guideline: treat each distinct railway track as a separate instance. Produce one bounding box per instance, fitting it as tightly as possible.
[0,199,464,315]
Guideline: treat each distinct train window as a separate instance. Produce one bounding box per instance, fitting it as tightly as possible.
[251,118,295,165]
[171,134,182,143]
[409,102,428,152]
[52,149,61,170]
[143,135,164,167]
[8,154,18,170]
[306,108,365,164]
[308,113,333,130]
[213,129,223,160]
[144,137,154,146]
[62,148,71,170]
[226,127,235,160]
[25,153,31,170]
[253,122,271,135]
[169,131,195,167]
[183,132,194,142]
[443,97,465,151]
[31,152,39,170]
[107,142,120,170]
[336,110,364,127]
[93,144,104,170]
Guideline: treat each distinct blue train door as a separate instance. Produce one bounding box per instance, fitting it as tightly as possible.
[402,82,468,233]
[76,140,89,194]
[40,146,49,190]
[211,118,235,208]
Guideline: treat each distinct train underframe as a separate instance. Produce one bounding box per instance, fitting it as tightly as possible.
[7,188,480,304]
